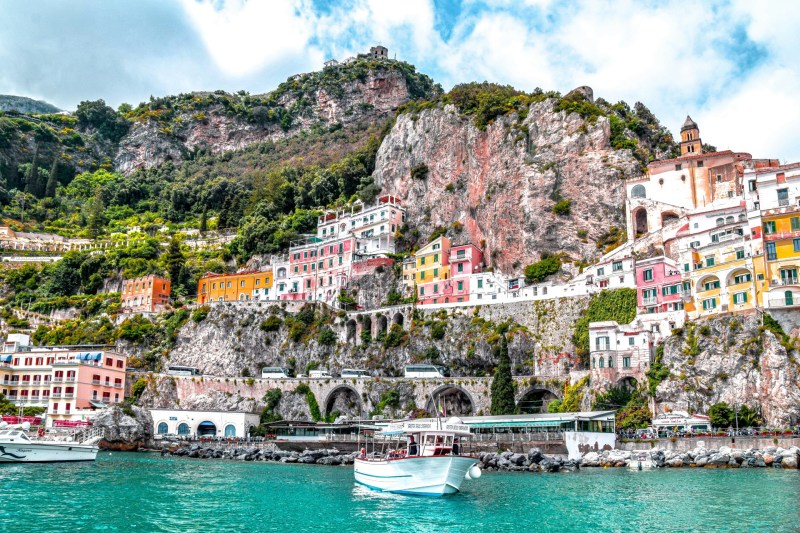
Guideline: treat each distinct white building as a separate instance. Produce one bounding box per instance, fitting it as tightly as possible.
[149,408,260,438]
[589,320,654,388]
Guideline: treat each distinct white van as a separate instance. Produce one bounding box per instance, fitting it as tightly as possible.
[309,369,333,379]
[261,367,291,379]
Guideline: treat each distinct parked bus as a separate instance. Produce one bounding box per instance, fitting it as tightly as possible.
[166,366,201,376]
[261,367,291,379]
[403,364,448,378]
[341,368,370,379]
[309,369,333,379]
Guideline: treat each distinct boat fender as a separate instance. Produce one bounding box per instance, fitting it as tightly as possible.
[468,465,482,479]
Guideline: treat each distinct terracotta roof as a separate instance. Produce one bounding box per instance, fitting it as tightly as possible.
[648,150,751,167]
[754,161,800,175]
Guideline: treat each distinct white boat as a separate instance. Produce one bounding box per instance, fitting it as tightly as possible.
[354,417,481,496]
[628,451,653,470]
[0,429,98,463]
[651,411,712,433]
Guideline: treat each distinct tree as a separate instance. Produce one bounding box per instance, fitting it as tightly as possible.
[524,254,561,284]
[87,190,107,238]
[737,404,762,427]
[76,99,130,143]
[164,236,186,296]
[45,158,59,197]
[490,334,516,415]
[199,207,208,234]
[708,402,733,428]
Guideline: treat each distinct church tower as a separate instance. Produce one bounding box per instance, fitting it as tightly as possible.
[680,115,702,156]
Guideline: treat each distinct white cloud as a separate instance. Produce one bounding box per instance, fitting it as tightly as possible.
[180,0,320,77]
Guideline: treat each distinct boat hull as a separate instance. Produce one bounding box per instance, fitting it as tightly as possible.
[354,455,476,496]
[0,441,98,463]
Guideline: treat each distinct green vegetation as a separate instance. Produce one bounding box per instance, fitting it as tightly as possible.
[524,254,561,284]
[593,385,652,429]
[707,401,763,428]
[375,388,401,415]
[294,383,322,422]
[318,326,337,346]
[708,402,733,427]
[548,376,589,413]
[646,345,670,396]
[490,335,516,415]
[191,305,210,323]
[410,163,429,180]
[259,388,283,424]
[260,315,282,332]
[130,378,148,400]
[572,289,637,366]
[552,198,571,216]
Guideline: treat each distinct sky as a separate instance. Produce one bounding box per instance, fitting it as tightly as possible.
[0,0,798,162]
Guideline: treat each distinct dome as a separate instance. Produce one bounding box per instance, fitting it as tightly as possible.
[681,115,698,132]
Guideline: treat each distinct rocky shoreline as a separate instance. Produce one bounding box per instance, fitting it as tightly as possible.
[581,445,800,469]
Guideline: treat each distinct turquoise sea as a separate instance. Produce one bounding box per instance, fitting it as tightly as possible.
[0,453,798,532]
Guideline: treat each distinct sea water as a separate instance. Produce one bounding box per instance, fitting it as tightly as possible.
[0,453,798,532]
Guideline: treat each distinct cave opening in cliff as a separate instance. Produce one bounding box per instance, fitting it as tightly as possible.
[634,207,649,237]
[517,388,559,414]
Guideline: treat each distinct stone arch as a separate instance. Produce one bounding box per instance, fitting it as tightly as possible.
[324,385,363,419]
[633,207,648,237]
[346,319,356,342]
[697,274,720,292]
[361,315,372,342]
[726,268,752,286]
[631,184,646,199]
[197,421,217,436]
[517,387,559,414]
[376,314,388,337]
[661,211,680,225]
[425,384,475,417]
[392,312,404,327]
[617,376,638,391]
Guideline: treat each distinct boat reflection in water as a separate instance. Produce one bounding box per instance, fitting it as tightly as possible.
[354,417,481,496]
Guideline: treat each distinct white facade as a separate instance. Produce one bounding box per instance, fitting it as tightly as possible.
[150,409,260,438]
[589,320,653,372]
[315,196,405,258]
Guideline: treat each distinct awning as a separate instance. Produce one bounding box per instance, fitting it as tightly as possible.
[89,401,108,408]
[0,355,12,363]
[92,353,102,361]
[467,420,566,428]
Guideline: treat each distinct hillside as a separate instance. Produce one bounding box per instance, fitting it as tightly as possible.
[0,95,61,114]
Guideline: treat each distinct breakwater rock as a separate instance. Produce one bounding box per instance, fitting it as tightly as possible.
[581,445,800,469]
[162,444,357,466]
[478,448,578,473]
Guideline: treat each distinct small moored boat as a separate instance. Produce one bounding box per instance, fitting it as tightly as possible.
[0,427,99,463]
[354,417,481,496]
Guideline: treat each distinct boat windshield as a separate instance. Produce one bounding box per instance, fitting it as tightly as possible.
[0,430,30,441]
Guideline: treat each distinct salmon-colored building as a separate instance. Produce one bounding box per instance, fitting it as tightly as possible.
[121,274,171,313]
[197,270,273,304]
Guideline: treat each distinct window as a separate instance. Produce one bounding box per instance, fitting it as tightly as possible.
[433,254,439,262]
[612,261,622,272]
[778,188,789,206]
[642,288,657,301]
[716,217,724,226]
[433,284,439,294]
[736,249,745,260]
[628,337,635,346]
[596,336,610,350]
[158,422,168,434]
[457,263,464,273]
[420,257,426,266]
[781,268,797,284]
[661,284,679,296]
[457,281,463,291]
[608,356,614,368]
[240,280,245,287]
[598,357,604,368]
[630,184,646,198]
[705,256,715,267]
[791,217,800,232]
[643,269,653,282]
[227,282,232,288]
[684,263,690,272]
[764,221,776,234]
[748,180,756,192]
[733,292,748,305]
[477,279,483,289]
[255,279,260,286]
[717,175,723,183]
[703,279,720,291]
[675,164,682,171]
[733,273,752,284]
[623,356,631,368]
[702,298,717,310]
[766,242,777,261]
[785,291,794,306]
[433,268,439,277]
[420,287,425,296]
[597,267,605,276]
[420,271,426,281]
[178,423,190,435]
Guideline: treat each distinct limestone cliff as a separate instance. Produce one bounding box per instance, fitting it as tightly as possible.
[373,98,641,275]
[654,315,800,426]
[115,61,438,174]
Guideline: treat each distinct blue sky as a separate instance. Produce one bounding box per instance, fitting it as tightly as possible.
[1,0,798,162]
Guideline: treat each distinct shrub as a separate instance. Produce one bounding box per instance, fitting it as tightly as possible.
[708,402,733,427]
[430,321,446,340]
[552,198,571,216]
[524,255,561,284]
[260,315,282,332]
[318,326,337,346]
[572,289,637,366]
[130,378,147,400]
[410,163,429,180]
[191,305,210,323]
[383,323,407,348]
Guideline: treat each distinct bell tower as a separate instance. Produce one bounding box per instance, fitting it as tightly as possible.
[680,115,702,156]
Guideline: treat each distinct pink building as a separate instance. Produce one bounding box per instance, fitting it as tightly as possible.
[283,236,355,303]
[450,244,484,303]
[635,256,685,313]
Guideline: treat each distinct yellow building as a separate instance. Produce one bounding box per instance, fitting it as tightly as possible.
[761,212,800,308]
[197,270,273,304]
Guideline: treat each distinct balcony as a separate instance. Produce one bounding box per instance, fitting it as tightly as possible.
[771,278,799,286]
[769,298,800,309]
[764,229,800,242]
[65,377,76,383]
[91,379,101,385]
[51,377,63,383]
[114,383,123,389]
[51,393,62,398]
[642,297,658,306]
[62,393,75,398]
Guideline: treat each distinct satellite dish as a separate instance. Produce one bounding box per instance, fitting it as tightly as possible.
[21,421,31,431]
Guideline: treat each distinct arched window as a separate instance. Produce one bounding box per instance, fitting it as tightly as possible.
[224,424,236,437]
[738,214,746,222]
[599,357,605,368]
[725,216,734,224]
[177,423,190,435]
[716,218,725,226]
[157,422,168,434]
[608,356,614,368]
[631,185,646,199]
[592,358,596,369]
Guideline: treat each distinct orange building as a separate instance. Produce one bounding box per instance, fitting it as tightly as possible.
[197,270,273,304]
[121,275,171,313]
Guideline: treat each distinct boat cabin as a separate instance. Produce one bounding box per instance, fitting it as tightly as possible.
[362,417,474,460]
[0,429,31,442]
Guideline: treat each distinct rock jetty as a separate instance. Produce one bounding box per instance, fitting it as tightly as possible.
[581,445,800,469]
[162,445,356,465]
[478,449,579,472]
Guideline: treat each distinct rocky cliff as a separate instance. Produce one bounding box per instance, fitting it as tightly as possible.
[654,315,800,426]
[93,404,154,450]
[115,60,438,174]
[373,98,641,275]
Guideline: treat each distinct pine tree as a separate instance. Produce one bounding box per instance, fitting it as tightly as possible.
[24,145,40,196]
[199,207,208,234]
[490,334,516,415]
[218,197,231,230]
[87,190,107,238]
[164,236,185,296]
[45,159,59,198]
